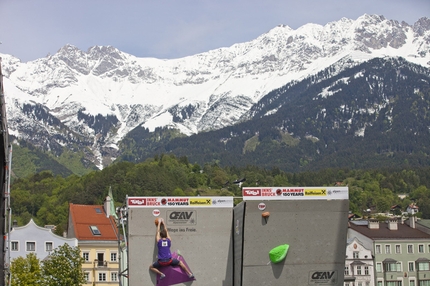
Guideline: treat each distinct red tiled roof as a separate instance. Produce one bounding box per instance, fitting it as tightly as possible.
[349,221,430,240]
[69,203,118,241]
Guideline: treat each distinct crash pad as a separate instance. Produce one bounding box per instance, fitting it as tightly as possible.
[157,252,195,285]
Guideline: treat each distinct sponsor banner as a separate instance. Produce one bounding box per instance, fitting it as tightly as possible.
[241,187,348,200]
[308,270,338,285]
[127,196,233,208]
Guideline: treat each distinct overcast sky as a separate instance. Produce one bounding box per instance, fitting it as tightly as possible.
[0,0,428,62]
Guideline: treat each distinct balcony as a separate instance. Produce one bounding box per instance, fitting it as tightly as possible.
[94,260,108,268]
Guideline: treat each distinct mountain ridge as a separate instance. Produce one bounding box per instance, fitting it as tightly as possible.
[1,14,429,170]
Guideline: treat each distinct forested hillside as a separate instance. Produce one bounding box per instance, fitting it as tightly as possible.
[118,58,430,172]
[10,154,430,236]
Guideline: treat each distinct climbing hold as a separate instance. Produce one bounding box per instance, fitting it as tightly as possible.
[269,244,289,264]
[155,218,159,226]
[262,212,270,218]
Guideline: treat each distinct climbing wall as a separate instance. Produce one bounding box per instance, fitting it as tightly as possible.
[127,196,234,285]
[235,187,349,286]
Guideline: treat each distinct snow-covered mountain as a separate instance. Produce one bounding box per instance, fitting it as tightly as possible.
[1,14,429,169]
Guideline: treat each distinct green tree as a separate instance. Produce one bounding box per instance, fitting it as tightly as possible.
[10,253,43,286]
[42,244,85,286]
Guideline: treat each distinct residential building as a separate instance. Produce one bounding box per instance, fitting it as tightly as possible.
[407,204,419,215]
[9,218,77,260]
[68,197,120,285]
[348,218,430,286]
[344,237,375,286]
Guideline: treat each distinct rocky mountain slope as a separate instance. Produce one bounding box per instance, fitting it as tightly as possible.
[1,14,429,170]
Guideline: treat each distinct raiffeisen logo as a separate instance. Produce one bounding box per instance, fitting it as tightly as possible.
[243,189,261,196]
[129,199,146,206]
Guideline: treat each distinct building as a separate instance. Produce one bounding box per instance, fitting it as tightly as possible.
[67,197,120,285]
[407,204,419,215]
[344,237,375,286]
[9,218,78,260]
[348,218,430,286]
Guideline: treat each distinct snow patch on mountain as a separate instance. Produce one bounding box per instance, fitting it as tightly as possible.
[1,14,429,168]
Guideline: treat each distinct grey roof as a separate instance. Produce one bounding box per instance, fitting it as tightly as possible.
[417,219,430,229]
[349,221,430,240]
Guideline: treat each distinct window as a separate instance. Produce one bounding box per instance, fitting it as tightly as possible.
[385,262,397,272]
[97,253,105,267]
[45,242,53,252]
[345,283,350,286]
[11,241,18,251]
[409,280,415,286]
[386,245,391,254]
[409,262,414,271]
[357,266,362,275]
[397,262,402,271]
[110,252,117,262]
[386,282,402,286]
[98,273,106,282]
[83,252,89,262]
[345,265,350,275]
[417,262,430,271]
[111,272,118,282]
[377,281,383,286]
[358,283,362,286]
[376,245,381,254]
[376,263,382,272]
[408,245,414,253]
[26,242,35,251]
[353,251,359,259]
[365,266,369,275]
[419,280,430,286]
[84,272,90,282]
[396,245,401,254]
[418,245,424,253]
[90,226,101,235]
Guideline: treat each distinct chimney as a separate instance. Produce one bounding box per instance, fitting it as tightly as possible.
[410,216,416,229]
[368,219,380,229]
[388,218,398,230]
[104,196,111,218]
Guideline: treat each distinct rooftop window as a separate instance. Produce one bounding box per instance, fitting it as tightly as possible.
[90,225,101,235]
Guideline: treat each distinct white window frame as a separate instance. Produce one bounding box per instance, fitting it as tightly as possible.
[45,241,53,252]
[407,244,414,254]
[418,244,424,253]
[84,272,90,282]
[375,244,381,254]
[396,261,402,272]
[98,272,107,282]
[111,272,118,282]
[395,244,401,254]
[110,252,117,262]
[357,265,362,275]
[26,241,36,252]
[409,279,415,286]
[365,265,369,275]
[345,265,349,275]
[408,261,414,272]
[376,262,382,272]
[83,252,90,262]
[386,244,391,254]
[11,241,19,251]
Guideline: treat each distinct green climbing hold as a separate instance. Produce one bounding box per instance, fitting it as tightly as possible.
[269,244,289,263]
